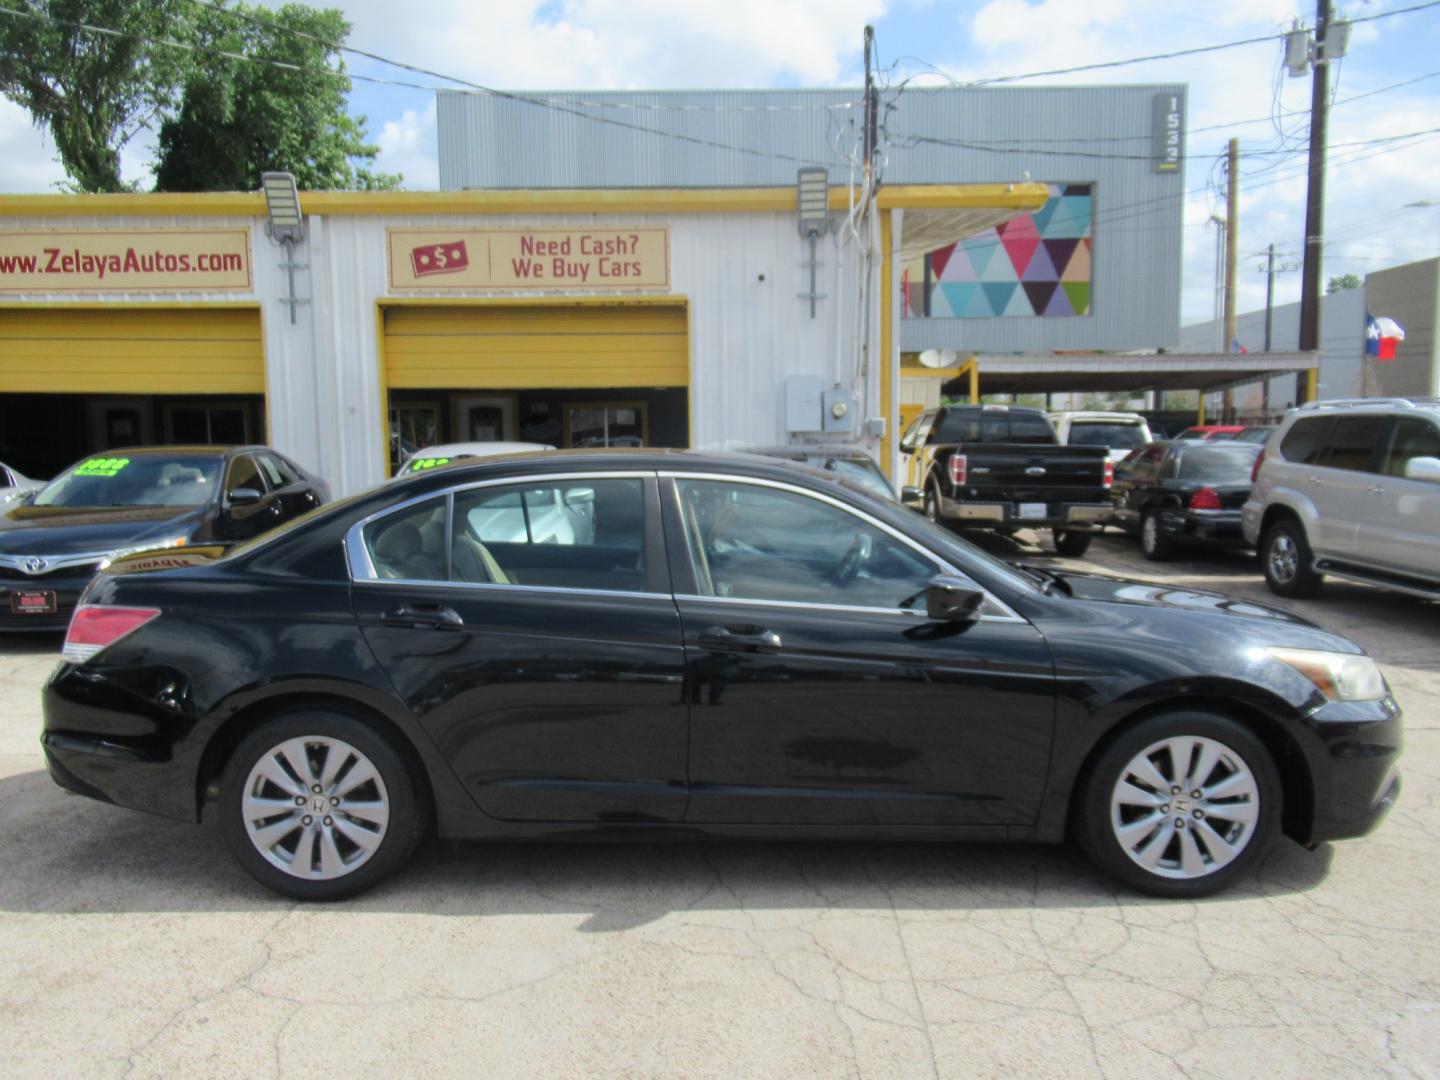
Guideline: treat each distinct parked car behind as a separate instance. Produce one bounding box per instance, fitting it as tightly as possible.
[1231,426,1278,445]
[900,404,1112,556]
[44,450,1401,901]
[1178,425,1246,441]
[0,446,327,630]
[740,445,895,501]
[1049,411,1153,464]
[1244,398,1440,599]
[393,441,552,480]
[1111,441,1262,560]
[0,461,43,504]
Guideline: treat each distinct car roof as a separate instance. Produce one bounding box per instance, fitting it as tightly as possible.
[404,442,552,459]
[1050,411,1147,421]
[742,445,877,460]
[89,445,254,457]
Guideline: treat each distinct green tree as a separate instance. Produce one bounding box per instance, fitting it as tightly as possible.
[1327,273,1363,294]
[153,3,399,192]
[0,1,191,192]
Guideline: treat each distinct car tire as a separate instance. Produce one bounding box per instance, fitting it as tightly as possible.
[1074,710,1281,899]
[923,479,948,527]
[1051,529,1092,557]
[1261,518,1323,598]
[220,709,429,901]
[1140,509,1174,561]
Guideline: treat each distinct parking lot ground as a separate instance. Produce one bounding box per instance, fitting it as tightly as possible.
[1,533,1437,1079]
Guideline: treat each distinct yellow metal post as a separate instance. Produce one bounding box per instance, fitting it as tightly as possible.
[879,210,894,478]
[1306,367,1319,403]
[1197,392,1207,426]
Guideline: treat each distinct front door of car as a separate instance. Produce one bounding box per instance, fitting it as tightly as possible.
[663,475,1056,827]
[1358,417,1440,578]
[216,453,282,541]
[350,474,690,823]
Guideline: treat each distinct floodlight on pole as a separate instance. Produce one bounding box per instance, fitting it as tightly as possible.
[796,167,832,318]
[260,172,307,324]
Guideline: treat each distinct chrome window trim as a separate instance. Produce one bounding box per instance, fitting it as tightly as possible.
[352,576,673,603]
[344,470,659,592]
[662,470,1024,622]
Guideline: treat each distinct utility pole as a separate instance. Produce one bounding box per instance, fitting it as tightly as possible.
[1296,0,1332,403]
[863,26,877,172]
[1263,244,1276,354]
[1223,137,1240,421]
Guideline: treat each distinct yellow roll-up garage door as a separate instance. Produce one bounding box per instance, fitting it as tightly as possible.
[383,302,689,389]
[0,306,265,395]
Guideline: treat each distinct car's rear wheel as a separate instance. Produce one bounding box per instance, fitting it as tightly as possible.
[1262,518,1323,598]
[1075,711,1280,898]
[1051,529,1092,557]
[1140,509,1174,561]
[220,710,428,900]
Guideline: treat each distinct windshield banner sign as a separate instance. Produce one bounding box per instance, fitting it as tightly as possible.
[0,229,252,293]
[388,227,670,291]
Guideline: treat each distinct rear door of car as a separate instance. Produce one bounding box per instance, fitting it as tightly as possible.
[349,471,690,823]
[1357,416,1440,578]
[1308,415,1388,559]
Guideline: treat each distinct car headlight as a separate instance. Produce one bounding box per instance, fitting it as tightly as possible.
[1266,647,1387,702]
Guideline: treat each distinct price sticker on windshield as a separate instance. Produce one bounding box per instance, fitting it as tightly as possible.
[407,457,451,471]
[74,457,130,477]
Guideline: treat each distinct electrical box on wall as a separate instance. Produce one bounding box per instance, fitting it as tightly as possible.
[822,389,856,434]
[785,375,825,433]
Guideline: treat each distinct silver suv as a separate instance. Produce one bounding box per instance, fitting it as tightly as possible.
[1243,398,1440,599]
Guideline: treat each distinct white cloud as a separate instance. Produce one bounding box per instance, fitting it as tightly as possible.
[374,101,439,190]
[0,99,66,193]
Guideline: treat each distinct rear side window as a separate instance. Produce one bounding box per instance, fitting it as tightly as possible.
[1318,416,1385,473]
[1384,418,1440,477]
[1278,417,1333,464]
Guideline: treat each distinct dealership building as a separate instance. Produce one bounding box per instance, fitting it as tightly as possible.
[0,84,1310,494]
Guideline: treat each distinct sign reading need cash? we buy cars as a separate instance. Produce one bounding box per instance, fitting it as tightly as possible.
[0,229,252,292]
[388,227,670,291]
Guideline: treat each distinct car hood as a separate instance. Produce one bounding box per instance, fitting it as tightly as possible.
[1054,569,1313,624]
[0,504,204,557]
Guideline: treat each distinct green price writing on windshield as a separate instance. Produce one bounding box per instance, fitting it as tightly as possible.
[75,457,131,477]
[409,457,450,471]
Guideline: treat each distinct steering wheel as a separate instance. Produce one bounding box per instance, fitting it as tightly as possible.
[833,532,873,586]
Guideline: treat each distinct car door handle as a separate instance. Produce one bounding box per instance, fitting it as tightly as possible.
[697,625,783,652]
[382,603,464,630]
[1370,484,1385,494]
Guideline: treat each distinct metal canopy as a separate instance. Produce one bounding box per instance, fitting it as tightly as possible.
[938,351,1315,396]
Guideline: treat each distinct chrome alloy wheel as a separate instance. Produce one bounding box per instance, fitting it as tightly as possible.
[1268,532,1298,584]
[1109,735,1260,880]
[240,736,390,880]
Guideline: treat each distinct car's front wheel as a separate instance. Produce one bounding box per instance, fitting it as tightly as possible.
[1075,711,1281,898]
[220,710,428,900]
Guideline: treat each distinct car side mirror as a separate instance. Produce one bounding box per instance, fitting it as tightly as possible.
[900,485,923,507]
[925,574,986,623]
[1403,456,1440,484]
[227,487,263,507]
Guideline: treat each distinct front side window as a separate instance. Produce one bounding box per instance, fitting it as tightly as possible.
[900,412,934,451]
[1384,418,1440,477]
[226,455,266,496]
[675,479,945,610]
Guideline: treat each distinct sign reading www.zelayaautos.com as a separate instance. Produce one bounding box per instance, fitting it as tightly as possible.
[0,229,252,292]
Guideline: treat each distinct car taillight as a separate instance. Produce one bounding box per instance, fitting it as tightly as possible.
[949,454,968,486]
[62,605,161,664]
[1251,446,1266,483]
[1189,487,1223,511]
[1103,458,1115,488]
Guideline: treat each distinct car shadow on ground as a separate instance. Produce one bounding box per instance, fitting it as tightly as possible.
[0,768,1335,929]
[0,631,63,655]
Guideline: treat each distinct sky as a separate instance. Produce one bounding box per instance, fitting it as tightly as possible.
[1,0,1437,326]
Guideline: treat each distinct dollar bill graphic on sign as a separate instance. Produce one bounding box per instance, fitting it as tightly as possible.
[410,241,470,278]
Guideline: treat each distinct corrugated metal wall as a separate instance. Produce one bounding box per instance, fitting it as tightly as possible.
[437,85,1186,351]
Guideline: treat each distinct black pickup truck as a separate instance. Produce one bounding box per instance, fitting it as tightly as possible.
[899,404,1113,556]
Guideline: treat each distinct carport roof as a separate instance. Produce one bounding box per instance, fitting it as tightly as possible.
[934,351,1315,396]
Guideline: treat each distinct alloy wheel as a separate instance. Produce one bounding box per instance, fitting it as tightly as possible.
[1108,735,1260,880]
[240,735,390,880]
[1268,532,1298,584]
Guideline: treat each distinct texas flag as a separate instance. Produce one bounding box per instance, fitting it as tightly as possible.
[1365,313,1406,361]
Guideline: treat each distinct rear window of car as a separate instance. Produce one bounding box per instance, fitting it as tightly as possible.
[1067,422,1148,448]
[1175,445,1261,481]
[1278,417,1333,464]
[932,410,1055,444]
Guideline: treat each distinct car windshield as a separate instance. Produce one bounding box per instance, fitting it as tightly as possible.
[33,454,223,508]
[796,455,893,499]
[1067,422,1148,448]
[1175,445,1261,481]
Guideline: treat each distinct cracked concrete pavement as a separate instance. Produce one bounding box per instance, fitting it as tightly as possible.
[1,533,1437,1078]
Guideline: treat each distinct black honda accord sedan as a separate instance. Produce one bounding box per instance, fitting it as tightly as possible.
[41,450,1401,900]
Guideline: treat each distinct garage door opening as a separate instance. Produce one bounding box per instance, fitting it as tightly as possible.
[382,301,689,472]
[0,306,266,480]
